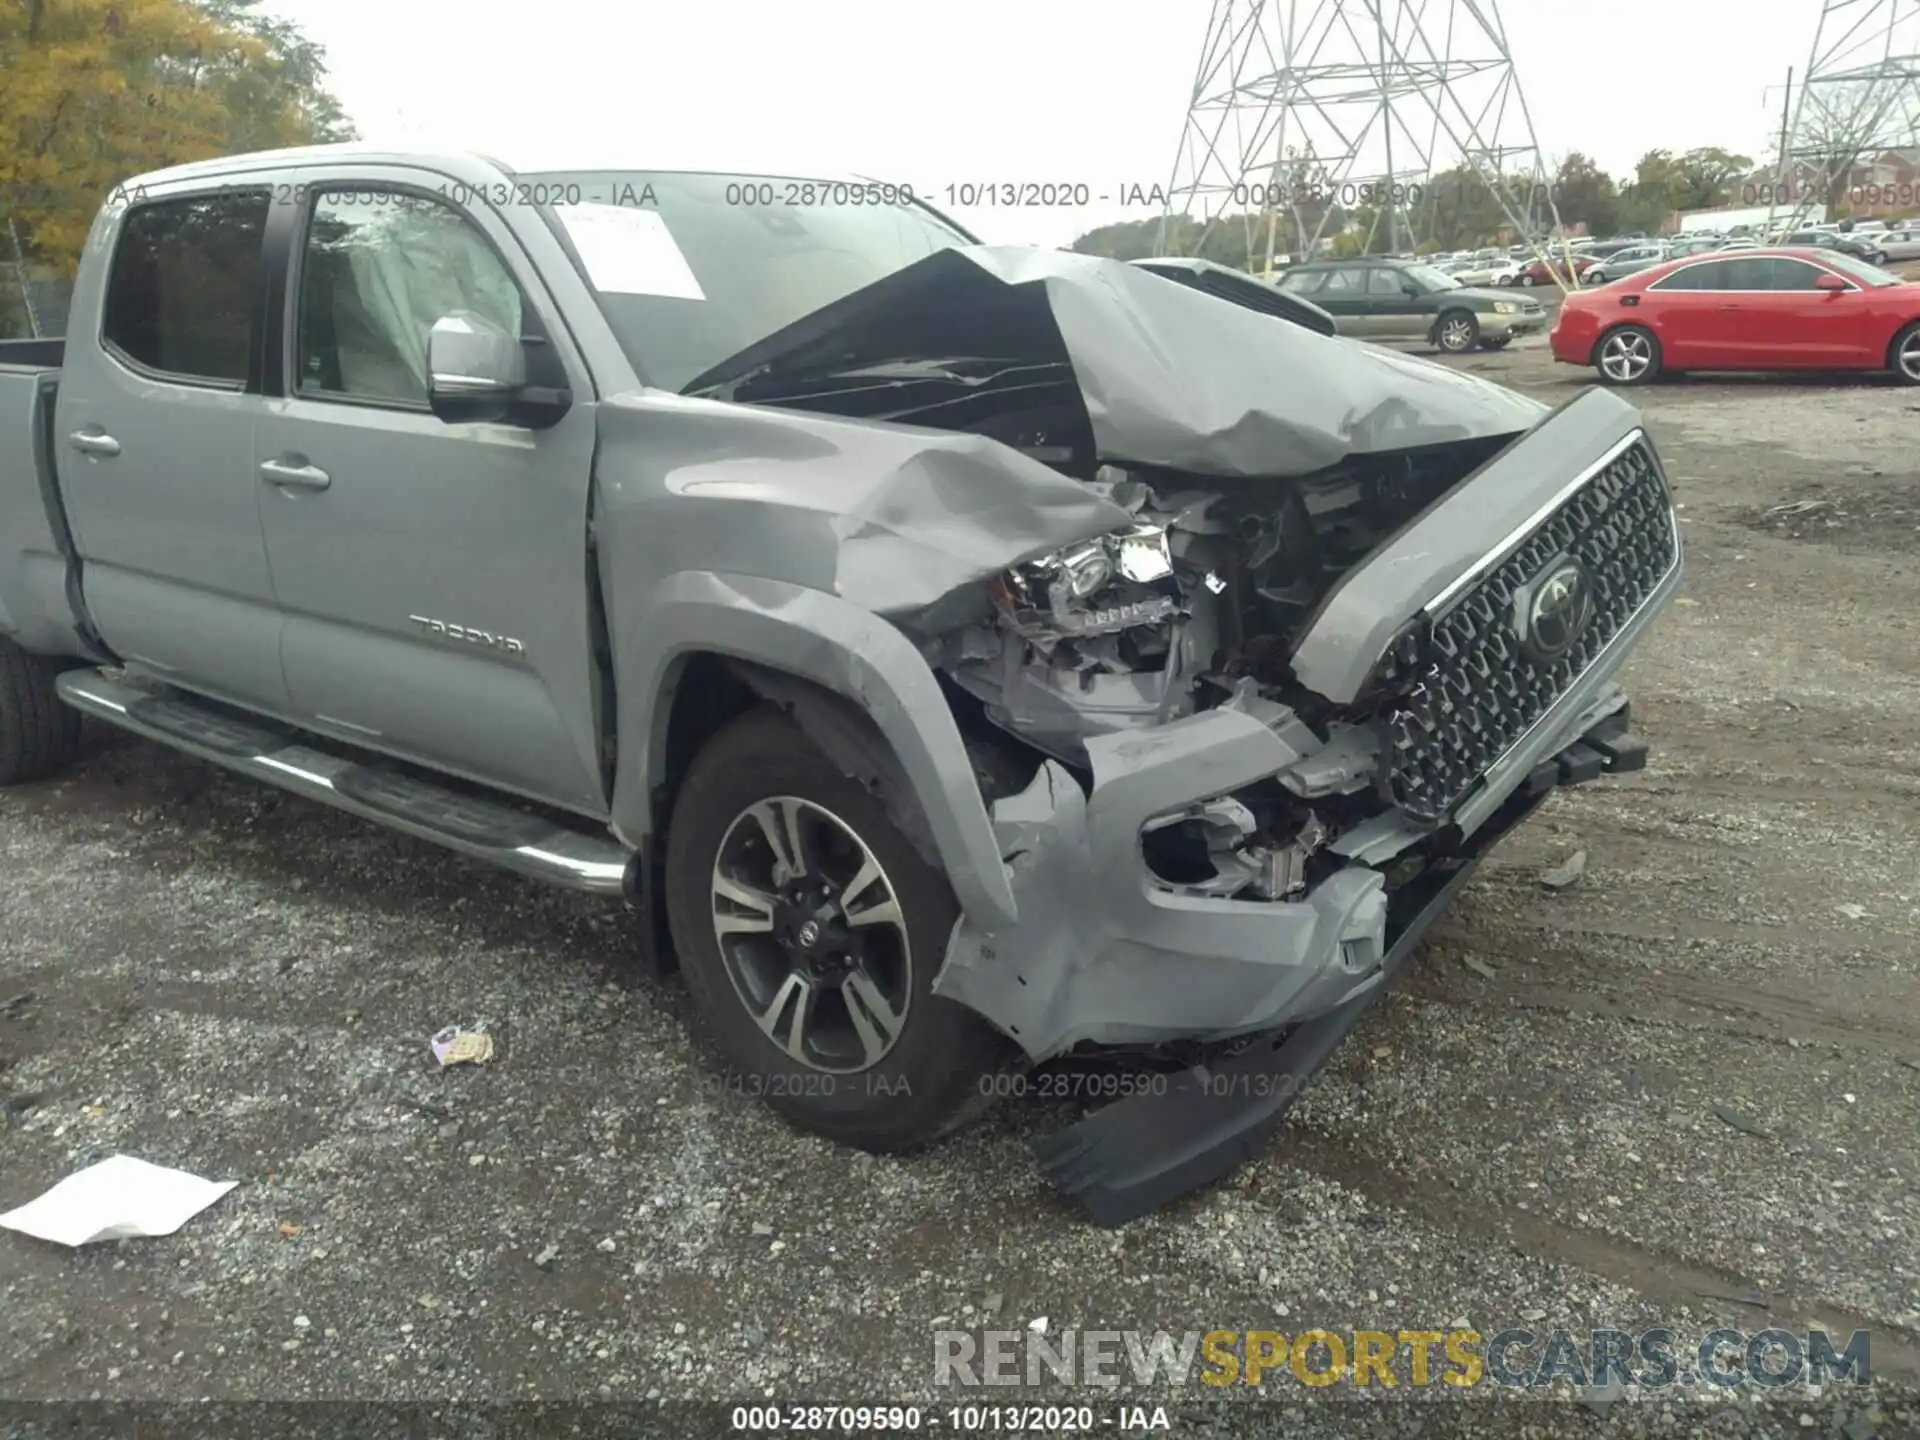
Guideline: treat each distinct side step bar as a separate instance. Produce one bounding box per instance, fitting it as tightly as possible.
[56,668,635,896]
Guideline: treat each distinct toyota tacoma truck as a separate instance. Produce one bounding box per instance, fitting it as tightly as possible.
[0,146,1681,1222]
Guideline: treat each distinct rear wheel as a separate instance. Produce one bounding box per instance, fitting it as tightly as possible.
[664,706,1007,1151]
[0,637,81,786]
[1893,323,1920,385]
[1593,324,1662,385]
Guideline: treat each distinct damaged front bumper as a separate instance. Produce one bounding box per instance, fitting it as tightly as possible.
[933,691,1649,1062]
[931,395,1681,1063]
[1031,764,1577,1226]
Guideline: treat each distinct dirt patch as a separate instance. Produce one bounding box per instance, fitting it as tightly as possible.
[1730,473,1920,553]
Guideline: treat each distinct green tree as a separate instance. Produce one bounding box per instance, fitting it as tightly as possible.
[1551,152,1619,235]
[1670,146,1752,209]
[0,0,352,273]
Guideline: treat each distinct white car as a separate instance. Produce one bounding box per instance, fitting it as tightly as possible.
[1448,257,1524,286]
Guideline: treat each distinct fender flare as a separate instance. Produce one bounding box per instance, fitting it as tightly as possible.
[608,570,1020,931]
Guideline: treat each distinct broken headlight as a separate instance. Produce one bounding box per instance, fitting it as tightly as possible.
[991,524,1179,640]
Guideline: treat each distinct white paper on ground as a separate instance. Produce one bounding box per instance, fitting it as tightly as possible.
[552,204,705,299]
[0,1155,237,1246]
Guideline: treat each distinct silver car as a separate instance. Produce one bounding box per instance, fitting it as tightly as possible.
[1583,243,1672,285]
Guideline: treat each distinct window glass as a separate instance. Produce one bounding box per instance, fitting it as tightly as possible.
[296,191,524,404]
[1768,258,1829,290]
[102,191,269,383]
[1652,260,1730,291]
[1366,267,1405,296]
[1315,268,1366,294]
[1276,269,1324,294]
[1719,257,1775,290]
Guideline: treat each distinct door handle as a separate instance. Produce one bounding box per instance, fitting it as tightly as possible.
[68,430,120,457]
[259,457,331,491]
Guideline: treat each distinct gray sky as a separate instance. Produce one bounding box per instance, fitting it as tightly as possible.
[274,0,1807,247]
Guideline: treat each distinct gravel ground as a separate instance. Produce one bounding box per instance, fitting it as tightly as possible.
[3,329,1918,1439]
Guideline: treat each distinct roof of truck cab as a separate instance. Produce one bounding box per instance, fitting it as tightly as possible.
[129,145,874,190]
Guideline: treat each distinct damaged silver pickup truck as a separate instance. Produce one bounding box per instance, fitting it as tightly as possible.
[0,147,1681,1222]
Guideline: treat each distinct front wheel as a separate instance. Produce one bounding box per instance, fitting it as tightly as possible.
[1520,273,1538,286]
[1435,310,1480,353]
[0,637,81,786]
[1478,336,1511,351]
[1593,324,1662,385]
[664,706,1007,1151]
[1891,322,1920,385]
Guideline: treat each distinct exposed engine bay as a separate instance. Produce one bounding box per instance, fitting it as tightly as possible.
[709,352,1516,903]
[678,246,1557,907]
[926,439,1509,901]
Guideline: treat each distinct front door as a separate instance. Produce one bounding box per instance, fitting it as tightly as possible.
[52,186,293,714]
[1361,264,1429,338]
[1302,266,1372,334]
[1740,257,1872,366]
[253,167,607,815]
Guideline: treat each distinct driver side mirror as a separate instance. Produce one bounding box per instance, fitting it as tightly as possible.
[427,312,528,424]
[1403,282,1421,296]
[1814,273,1848,293]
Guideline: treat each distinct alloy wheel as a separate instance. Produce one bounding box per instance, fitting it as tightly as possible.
[709,795,913,1074]
[1598,330,1653,382]
[1439,316,1475,351]
[1899,329,1920,383]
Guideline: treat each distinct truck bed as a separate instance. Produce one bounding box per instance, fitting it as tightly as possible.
[0,337,65,369]
[0,344,92,656]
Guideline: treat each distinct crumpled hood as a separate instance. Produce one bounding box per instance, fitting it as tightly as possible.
[685,245,1546,478]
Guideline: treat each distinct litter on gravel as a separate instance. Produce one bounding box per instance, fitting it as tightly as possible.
[0,1155,236,1246]
[430,1024,494,1067]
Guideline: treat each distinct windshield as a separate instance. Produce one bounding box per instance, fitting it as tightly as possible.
[1404,263,1460,290]
[516,171,971,391]
[1814,250,1903,287]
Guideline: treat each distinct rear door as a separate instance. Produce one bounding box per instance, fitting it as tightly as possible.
[52,185,292,713]
[252,166,607,814]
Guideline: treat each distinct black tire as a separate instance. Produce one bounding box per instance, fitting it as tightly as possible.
[664,706,1007,1152]
[1591,324,1663,386]
[1434,309,1480,353]
[1890,322,1920,385]
[0,637,81,786]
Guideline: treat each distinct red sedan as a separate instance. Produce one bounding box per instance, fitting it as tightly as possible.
[1518,252,1596,286]
[1549,246,1920,385]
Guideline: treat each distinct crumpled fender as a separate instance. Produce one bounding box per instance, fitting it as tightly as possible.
[604,568,1023,929]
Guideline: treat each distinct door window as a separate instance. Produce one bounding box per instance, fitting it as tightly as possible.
[1718,257,1776,290]
[296,191,524,405]
[1314,268,1367,295]
[101,191,270,385]
[1276,269,1324,294]
[1767,258,1835,289]
[1366,267,1407,296]
[1649,260,1730,291]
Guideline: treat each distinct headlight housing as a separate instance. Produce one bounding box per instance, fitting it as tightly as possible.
[1493,300,1519,314]
[993,524,1180,640]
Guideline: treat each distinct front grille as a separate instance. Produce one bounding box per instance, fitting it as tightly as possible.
[1382,438,1677,822]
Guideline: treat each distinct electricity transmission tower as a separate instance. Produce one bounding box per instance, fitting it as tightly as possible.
[1155,0,1568,281]
[1766,0,1920,233]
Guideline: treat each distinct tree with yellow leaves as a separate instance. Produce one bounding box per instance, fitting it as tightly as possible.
[0,0,352,275]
